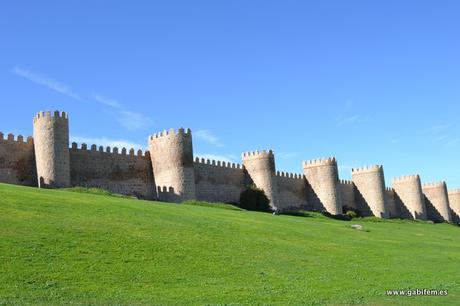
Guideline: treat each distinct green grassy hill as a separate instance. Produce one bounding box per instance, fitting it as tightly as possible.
[0,183,459,305]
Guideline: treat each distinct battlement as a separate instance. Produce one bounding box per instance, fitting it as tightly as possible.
[194,156,242,169]
[242,150,274,159]
[422,181,446,189]
[448,189,460,194]
[70,142,149,158]
[33,110,68,123]
[340,179,354,185]
[351,165,382,174]
[149,128,192,141]
[385,186,394,192]
[275,171,303,179]
[392,174,420,183]
[0,132,33,145]
[302,157,336,168]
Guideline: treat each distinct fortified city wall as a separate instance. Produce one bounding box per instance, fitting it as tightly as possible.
[0,110,458,223]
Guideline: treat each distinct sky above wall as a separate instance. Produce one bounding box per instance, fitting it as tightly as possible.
[1,0,459,187]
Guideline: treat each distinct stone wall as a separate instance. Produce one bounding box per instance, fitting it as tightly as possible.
[0,133,36,186]
[69,143,155,199]
[275,172,307,211]
[194,158,245,204]
[385,187,398,218]
[340,180,356,211]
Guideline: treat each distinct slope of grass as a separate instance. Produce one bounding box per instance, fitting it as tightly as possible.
[0,183,459,305]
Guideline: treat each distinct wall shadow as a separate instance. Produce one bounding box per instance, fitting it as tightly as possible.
[353,186,374,217]
[394,193,413,219]
[423,195,444,222]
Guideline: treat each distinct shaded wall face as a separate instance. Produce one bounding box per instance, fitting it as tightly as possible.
[33,116,70,188]
[69,147,156,199]
[304,164,342,215]
[340,182,356,211]
[243,154,278,209]
[194,161,245,204]
[393,179,427,220]
[0,136,36,186]
[385,189,399,218]
[352,169,388,218]
[276,175,308,211]
[149,132,196,202]
[423,185,452,222]
[448,192,460,224]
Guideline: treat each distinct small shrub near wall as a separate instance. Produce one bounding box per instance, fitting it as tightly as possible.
[239,185,272,212]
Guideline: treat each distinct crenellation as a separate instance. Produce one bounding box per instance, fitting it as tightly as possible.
[149,127,192,140]
[351,164,382,174]
[242,149,274,159]
[393,174,420,183]
[303,157,336,168]
[0,132,34,145]
[33,110,68,123]
[422,181,446,188]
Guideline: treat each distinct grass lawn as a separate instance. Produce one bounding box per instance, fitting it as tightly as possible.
[0,183,459,305]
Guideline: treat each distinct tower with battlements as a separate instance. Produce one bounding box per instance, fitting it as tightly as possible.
[303,157,342,215]
[448,189,460,223]
[423,182,452,222]
[33,111,70,188]
[392,175,426,220]
[148,128,196,202]
[352,165,388,218]
[242,150,279,210]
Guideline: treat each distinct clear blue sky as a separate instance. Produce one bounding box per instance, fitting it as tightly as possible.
[1,1,459,187]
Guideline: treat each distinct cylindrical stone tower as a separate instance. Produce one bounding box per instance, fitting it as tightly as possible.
[392,175,427,220]
[352,165,389,218]
[242,150,278,210]
[148,128,196,202]
[448,189,460,224]
[422,181,452,222]
[303,157,342,215]
[33,110,70,188]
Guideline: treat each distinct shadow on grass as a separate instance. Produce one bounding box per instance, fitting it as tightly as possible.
[182,200,244,211]
[62,187,135,199]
